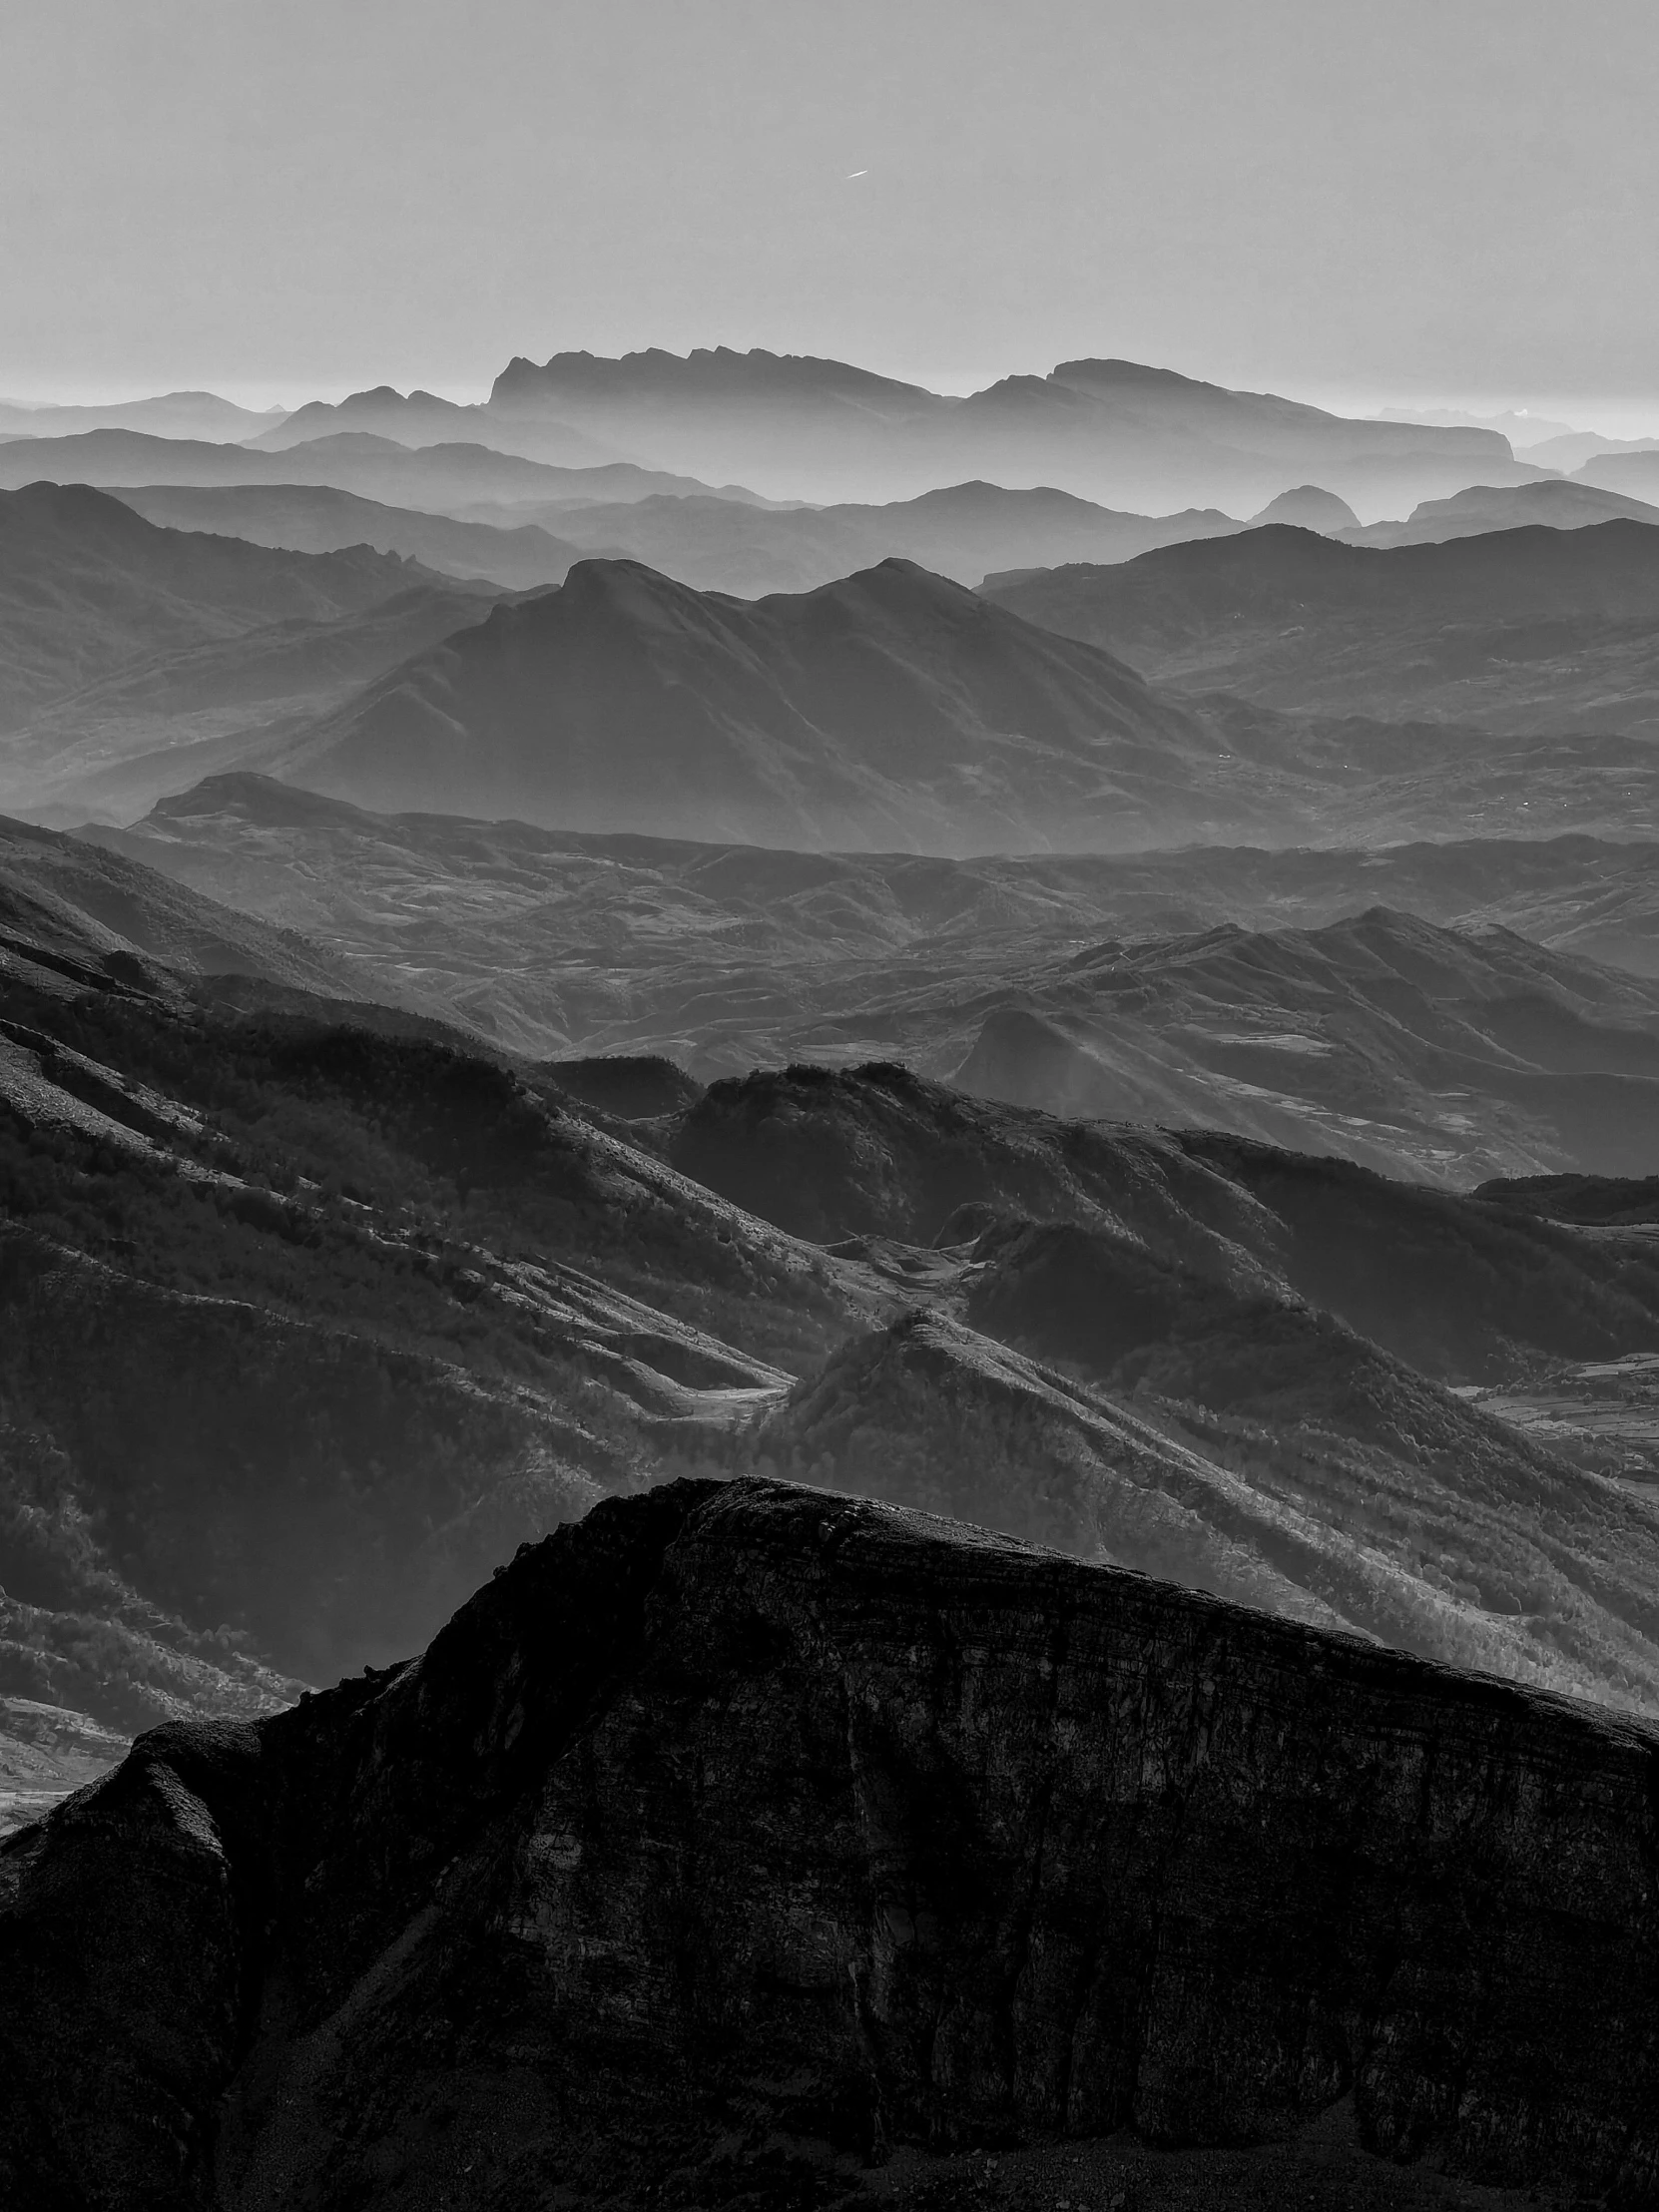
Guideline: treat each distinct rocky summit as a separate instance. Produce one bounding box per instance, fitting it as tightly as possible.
[6,1475,1659,2209]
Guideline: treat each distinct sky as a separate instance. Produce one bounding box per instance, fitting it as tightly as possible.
[4,0,1657,432]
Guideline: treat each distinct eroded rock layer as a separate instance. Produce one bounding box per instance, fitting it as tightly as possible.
[4,1477,1659,2208]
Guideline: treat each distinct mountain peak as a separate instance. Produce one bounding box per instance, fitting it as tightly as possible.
[1248,484,1362,531]
[267,553,1200,842]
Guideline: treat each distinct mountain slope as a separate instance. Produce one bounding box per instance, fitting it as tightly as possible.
[8,1477,1659,2208]
[0,942,849,1728]
[260,548,1659,847]
[949,903,1659,1183]
[0,480,461,728]
[270,555,1231,847]
[0,807,427,1007]
[9,827,1659,1815]
[0,481,502,819]
[667,1062,1659,1378]
[89,781,1659,1090]
[108,482,579,589]
[763,1268,1659,1699]
[984,519,1659,733]
[1347,477,1659,547]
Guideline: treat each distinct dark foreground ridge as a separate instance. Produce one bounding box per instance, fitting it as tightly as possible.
[6,1477,1659,2208]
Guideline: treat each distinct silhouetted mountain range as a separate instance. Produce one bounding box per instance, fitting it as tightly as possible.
[1246,483,1361,531]
[533,478,1242,594]
[1574,450,1659,501]
[487,345,1550,512]
[1344,477,1659,547]
[0,426,759,514]
[0,390,284,441]
[985,519,1659,733]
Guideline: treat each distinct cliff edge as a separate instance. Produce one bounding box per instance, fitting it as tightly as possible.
[4,1476,1659,2207]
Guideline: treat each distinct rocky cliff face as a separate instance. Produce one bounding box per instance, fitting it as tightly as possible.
[5,1477,1659,2209]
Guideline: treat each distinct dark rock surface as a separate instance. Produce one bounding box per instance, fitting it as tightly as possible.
[7,1476,1659,2208]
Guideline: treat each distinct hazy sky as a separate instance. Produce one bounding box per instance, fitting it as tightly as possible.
[5,0,1657,430]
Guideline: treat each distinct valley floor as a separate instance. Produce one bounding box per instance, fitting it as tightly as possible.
[1456,1349,1659,1481]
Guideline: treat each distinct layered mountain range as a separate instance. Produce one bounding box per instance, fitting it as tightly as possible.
[0,424,747,512]
[4,349,1557,521]
[0,483,506,821]
[87,775,1659,1185]
[12,527,1613,849]
[5,838,1659,1737]
[265,556,1247,846]
[986,519,1659,734]
[108,481,582,591]
[7,339,1659,2203]
[1342,476,1659,548]
[0,390,284,442]
[485,347,1546,511]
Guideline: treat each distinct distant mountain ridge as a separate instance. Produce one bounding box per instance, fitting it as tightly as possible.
[1344,478,1659,548]
[984,519,1659,733]
[0,426,765,516]
[484,344,1550,512]
[1248,484,1360,531]
[0,482,503,819]
[1574,450,1659,502]
[0,481,462,729]
[89,781,1659,1081]
[535,477,1243,594]
[244,383,618,464]
[0,806,427,1010]
[949,902,1659,1183]
[0,390,284,442]
[106,482,580,591]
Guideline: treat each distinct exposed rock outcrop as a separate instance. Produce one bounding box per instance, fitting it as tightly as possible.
[6,1478,1659,2207]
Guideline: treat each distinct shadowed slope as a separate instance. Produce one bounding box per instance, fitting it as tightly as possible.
[8,1479,1659,2206]
[272,555,1221,846]
[667,1062,1659,1378]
